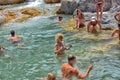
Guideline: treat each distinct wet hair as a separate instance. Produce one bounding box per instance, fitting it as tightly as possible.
[55,33,64,43]
[47,73,56,80]
[58,16,63,19]
[10,30,15,36]
[68,54,76,61]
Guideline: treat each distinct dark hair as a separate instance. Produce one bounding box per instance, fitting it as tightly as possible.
[10,30,15,36]
[68,55,76,61]
[58,16,63,19]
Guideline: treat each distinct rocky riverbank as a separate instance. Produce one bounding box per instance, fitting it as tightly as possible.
[57,0,120,14]
[44,0,60,3]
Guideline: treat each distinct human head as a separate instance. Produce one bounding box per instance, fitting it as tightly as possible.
[68,54,76,65]
[55,33,64,43]
[76,9,81,14]
[58,16,63,21]
[47,73,56,80]
[10,30,15,37]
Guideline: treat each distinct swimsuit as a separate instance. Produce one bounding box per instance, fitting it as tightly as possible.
[13,40,21,44]
[118,22,120,28]
[97,2,102,6]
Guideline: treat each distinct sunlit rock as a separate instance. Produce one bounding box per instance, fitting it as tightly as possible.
[44,0,60,3]
[0,0,25,5]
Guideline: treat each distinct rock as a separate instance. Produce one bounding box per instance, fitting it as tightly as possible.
[44,0,60,3]
[4,8,42,23]
[57,0,120,14]
[0,0,25,5]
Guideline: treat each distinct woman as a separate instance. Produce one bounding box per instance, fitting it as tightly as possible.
[73,9,85,29]
[54,33,72,56]
[95,0,104,21]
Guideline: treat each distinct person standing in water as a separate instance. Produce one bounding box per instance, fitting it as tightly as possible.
[0,45,5,51]
[7,30,23,45]
[111,11,120,41]
[87,17,102,33]
[54,33,72,56]
[61,55,93,80]
[94,0,105,21]
[57,16,63,23]
[73,9,85,29]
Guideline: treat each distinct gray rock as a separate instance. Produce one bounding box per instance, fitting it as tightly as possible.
[57,0,120,14]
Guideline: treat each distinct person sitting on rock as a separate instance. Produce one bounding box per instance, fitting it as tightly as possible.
[61,54,93,80]
[87,17,102,33]
[54,33,72,56]
[111,11,120,40]
[73,9,85,29]
[94,0,104,21]
[40,73,56,80]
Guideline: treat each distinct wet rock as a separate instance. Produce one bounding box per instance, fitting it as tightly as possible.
[4,8,42,23]
[57,0,120,14]
[0,0,25,5]
[44,0,60,4]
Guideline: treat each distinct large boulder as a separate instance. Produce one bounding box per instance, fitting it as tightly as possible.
[57,0,120,14]
[44,0,60,3]
[0,0,25,5]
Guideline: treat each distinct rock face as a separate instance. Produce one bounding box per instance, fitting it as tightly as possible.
[0,0,25,5]
[44,0,60,3]
[57,0,120,14]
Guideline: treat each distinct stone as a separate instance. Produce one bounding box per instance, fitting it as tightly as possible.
[57,0,120,14]
[0,0,25,5]
[44,0,60,3]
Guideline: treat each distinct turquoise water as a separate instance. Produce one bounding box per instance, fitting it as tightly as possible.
[0,0,120,80]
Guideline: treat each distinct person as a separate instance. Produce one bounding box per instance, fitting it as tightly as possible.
[7,30,23,45]
[54,33,72,56]
[94,0,105,21]
[73,9,85,29]
[61,55,93,80]
[40,73,56,80]
[0,45,5,51]
[111,11,120,40]
[57,16,63,23]
[87,17,102,33]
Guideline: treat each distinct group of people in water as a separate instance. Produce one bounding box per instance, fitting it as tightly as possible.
[0,0,120,80]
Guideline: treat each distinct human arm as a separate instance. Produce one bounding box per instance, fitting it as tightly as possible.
[87,21,91,32]
[75,65,93,79]
[114,13,119,21]
[111,30,117,37]
[54,44,61,53]
[62,41,72,50]
[97,20,102,32]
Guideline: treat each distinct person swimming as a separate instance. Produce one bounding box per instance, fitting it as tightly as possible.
[0,45,5,51]
[73,9,85,29]
[87,17,102,33]
[61,54,93,80]
[57,16,63,23]
[94,0,104,21]
[40,73,56,80]
[111,11,120,40]
[54,33,72,56]
[7,30,23,45]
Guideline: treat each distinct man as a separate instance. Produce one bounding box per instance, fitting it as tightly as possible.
[111,11,120,40]
[61,55,93,80]
[7,30,23,45]
[94,0,104,21]
[87,17,102,33]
